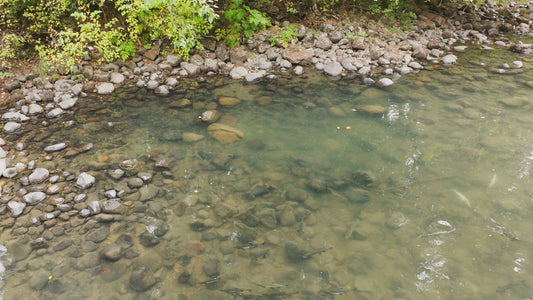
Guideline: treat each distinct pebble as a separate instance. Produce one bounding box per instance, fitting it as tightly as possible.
[7,201,26,216]
[47,107,64,118]
[23,191,46,205]
[4,122,21,133]
[76,172,96,189]
[442,54,457,64]
[2,167,18,178]
[377,78,394,87]
[29,168,50,184]
[97,82,115,94]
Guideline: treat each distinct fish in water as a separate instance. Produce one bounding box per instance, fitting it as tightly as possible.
[453,189,471,207]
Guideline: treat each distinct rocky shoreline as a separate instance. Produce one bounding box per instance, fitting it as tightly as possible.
[0,2,532,298]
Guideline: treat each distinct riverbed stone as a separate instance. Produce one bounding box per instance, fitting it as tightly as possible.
[44,143,67,152]
[97,82,114,94]
[377,78,394,87]
[110,72,125,84]
[24,191,46,205]
[283,46,313,65]
[4,122,21,133]
[58,95,77,109]
[357,105,387,115]
[129,266,156,291]
[139,184,159,202]
[2,167,17,178]
[29,168,50,184]
[6,238,32,262]
[47,108,64,118]
[30,270,49,290]
[199,110,220,123]
[85,226,110,243]
[219,96,241,107]
[207,123,244,144]
[230,66,248,79]
[500,96,528,107]
[182,62,201,76]
[442,54,457,65]
[245,71,266,83]
[314,33,332,50]
[2,111,29,122]
[102,199,125,214]
[76,172,95,189]
[101,245,122,261]
[183,132,205,143]
[7,201,26,216]
[323,61,343,77]
[29,104,43,115]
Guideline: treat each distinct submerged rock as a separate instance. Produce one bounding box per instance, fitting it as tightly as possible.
[207,123,244,144]
[76,172,95,189]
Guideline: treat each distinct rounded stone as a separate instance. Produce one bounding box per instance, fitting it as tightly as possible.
[29,168,50,184]
[23,192,46,205]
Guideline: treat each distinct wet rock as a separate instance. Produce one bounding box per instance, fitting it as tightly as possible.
[182,132,205,143]
[306,178,328,193]
[170,98,192,108]
[4,122,21,133]
[387,211,410,229]
[30,270,49,290]
[24,191,46,205]
[154,85,169,95]
[109,169,125,180]
[199,110,221,123]
[345,188,370,204]
[47,108,64,118]
[6,238,32,262]
[44,143,67,152]
[2,167,17,178]
[285,241,310,261]
[214,202,238,218]
[127,177,144,188]
[230,66,248,79]
[377,78,394,87]
[245,139,265,150]
[182,62,201,76]
[139,184,159,202]
[30,237,48,249]
[58,95,77,110]
[130,266,157,291]
[76,172,95,189]
[442,54,457,65]
[500,97,528,107]
[7,201,26,216]
[352,171,375,186]
[110,72,125,84]
[139,231,160,247]
[120,159,141,176]
[53,239,73,251]
[248,182,274,198]
[203,258,220,277]
[5,79,21,92]
[101,245,122,261]
[88,201,100,214]
[256,208,277,228]
[229,45,248,63]
[2,111,29,122]
[512,61,523,68]
[146,80,159,89]
[211,153,232,169]
[278,207,296,226]
[285,186,308,203]
[314,33,333,50]
[218,96,240,107]
[207,123,244,144]
[102,199,125,214]
[29,168,50,184]
[323,61,343,77]
[85,226,110,243]
[245,71,266,83]
[294,65,304,75]
[356,105,387,115]
[97,82,115,94]
[283,46,312,65]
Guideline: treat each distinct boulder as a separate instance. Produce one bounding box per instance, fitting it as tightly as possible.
[97,83,114,94]
[207,123,244,144]
[76,172,95,189]
[282,46,313,65]
[323,62,343,77]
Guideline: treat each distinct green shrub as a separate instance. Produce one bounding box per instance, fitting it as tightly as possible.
[215,0,271,47]
[269,24,299,47]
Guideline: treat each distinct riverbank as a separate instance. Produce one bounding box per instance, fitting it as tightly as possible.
[0,2,533,298]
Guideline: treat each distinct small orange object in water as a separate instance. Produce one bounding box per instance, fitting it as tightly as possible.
[433,65,439,68]
[100,269,108,274]
[345,126,352,130]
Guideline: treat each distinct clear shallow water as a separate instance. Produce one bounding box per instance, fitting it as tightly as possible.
[1,45,533,299]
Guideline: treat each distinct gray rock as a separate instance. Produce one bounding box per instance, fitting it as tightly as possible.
[88,201,101,214]
[166,54,182,66]
[23,192,46,205]
[154,85,169,95]
[294,65,304,75]
[314,33,333,50]
[512,61,523,68]
[203,258,220,277]
[47,108,64,118]
[101,245,122,261]
[181,62,201,76]
[408,62,423,69]
[44,143,67,152]
[247,56,272,70]
[130,266,156,291]
[85,226,110,243]
[53,239,73,251]
[29,168,49,184]
[442,54,457,65]
[166,77,178,87]
[5,79,21,92]
[323,61,343,77]
[7,201,26,216]
[377,78,394,87]
[340,58,358,72]
[2,167,17,178]
[245,71,265,83]
[58,95,77,110]
[110,72,125,84]
[102,199,125,214]
[204,58,219,72]
[139,184,159,202]
[97,82,115,94]
[398,66,413,75]
[229,45,249,63]
[2,111,29,122]
[29,104,43,115]
[76,172,95,189]
[230,66,248,79]
[256,208,277,228]
[363,78,375,85]
[30,270,49,290]
[145,80,158,90]
[4,122,18,133]
[358,66,371,75]
[109,169,125,181]
[6,238,32,262]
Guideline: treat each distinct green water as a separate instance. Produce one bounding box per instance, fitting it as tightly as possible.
[2,45,533,299]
